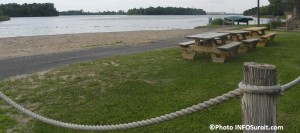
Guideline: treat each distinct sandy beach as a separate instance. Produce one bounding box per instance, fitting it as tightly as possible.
[0,27,231,59]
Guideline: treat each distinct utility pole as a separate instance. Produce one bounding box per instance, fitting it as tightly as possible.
[294,0,299,20]
[257,0,260,27]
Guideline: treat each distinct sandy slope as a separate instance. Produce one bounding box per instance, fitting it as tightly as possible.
[0,27,231,59]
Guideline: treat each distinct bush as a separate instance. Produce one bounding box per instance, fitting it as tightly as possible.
[0,16,10,21]
[210,18,224,25]
[267,17,281,29]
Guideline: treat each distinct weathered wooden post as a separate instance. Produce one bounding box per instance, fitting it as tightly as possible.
[240,62,281,133]
[257,0,260,27]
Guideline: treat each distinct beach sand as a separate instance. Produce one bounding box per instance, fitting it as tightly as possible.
[0,27,231,59]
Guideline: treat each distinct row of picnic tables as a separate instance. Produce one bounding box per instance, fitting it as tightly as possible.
[179,27,276,63]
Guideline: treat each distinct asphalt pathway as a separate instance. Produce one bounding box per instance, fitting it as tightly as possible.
[0,37,189,80]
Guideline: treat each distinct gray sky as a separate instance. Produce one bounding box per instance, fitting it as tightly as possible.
[1,0,270,13]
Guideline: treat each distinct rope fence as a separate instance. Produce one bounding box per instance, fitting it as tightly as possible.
[0,74,299,131]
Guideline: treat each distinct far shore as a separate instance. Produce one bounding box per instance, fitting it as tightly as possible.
[0,27,232,59]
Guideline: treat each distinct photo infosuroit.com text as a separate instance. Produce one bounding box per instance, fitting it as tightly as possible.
[209,124,284,131]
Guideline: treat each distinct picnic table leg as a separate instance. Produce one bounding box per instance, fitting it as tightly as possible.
[232,34,239,41]
[210,41,227,63]
[257,39,267,47]
[241,34,247,40]
[269,34,276,43]
[210,53,226,63]
[180,46,195,60]
[253,31,260,37]
[205,40,214,47]
[220,37,227,44]
[194,39,201,46]
[193,40,204,55]
[238,44,248,54]
[249,41,258,50]
[261,30,266,35]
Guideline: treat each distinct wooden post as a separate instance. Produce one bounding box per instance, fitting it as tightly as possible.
[241,62,278,133]
[257,0,260,27]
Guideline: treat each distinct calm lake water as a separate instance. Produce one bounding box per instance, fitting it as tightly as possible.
[0,15,270,38]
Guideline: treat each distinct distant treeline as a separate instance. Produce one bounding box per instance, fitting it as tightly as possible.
[60,7,207,15]
[243,6,273,16]
[0,3,59,17]
[59,10,126,15]
[127,7,206,15]
[243,0,294,16]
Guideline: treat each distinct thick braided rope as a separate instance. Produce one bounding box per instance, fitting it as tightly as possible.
[0,89,242,131]
[239,76,300,94]
[1,76,299,131]
[238,82,282,94]
[282,76,300,92]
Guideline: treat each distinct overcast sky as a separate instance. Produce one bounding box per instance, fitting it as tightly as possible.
[1,0,270,13]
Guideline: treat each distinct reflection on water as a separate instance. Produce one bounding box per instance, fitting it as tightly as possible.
[0,15,269,38]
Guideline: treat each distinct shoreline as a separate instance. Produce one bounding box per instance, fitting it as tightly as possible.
[0,27,232,59]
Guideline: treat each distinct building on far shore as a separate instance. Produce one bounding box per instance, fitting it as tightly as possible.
[206,12,242,15]
[206,12,226,15]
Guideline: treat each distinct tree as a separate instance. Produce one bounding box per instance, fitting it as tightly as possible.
[0,3,59,17]
[293,0,300,18]
[244,0,295,16]
[0,9,3,16]
[0,8,10,21]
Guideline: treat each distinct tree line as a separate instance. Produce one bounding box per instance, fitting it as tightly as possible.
[243,0,294,16]
[0,3,59,17]
[0,3,206,18]
[127,7,206,15]
[60,7,206,15]
[59,10,126,15]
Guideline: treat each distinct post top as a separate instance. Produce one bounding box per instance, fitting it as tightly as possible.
[243,62,277,86]
[244,62,276,70]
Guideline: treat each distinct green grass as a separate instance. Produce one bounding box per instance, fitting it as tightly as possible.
[0,101,16,133]
[0,31,300,132]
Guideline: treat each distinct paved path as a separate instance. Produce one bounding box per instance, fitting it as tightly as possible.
[0,37,189,80]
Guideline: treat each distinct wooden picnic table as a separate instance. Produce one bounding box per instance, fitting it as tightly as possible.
[183,32,241,63]
[242,27,267,37]
[218,30,250,41]
[185,32,229,47]
[218,30,259,53]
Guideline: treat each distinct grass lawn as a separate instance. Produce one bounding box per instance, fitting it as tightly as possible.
[0,31,300,133]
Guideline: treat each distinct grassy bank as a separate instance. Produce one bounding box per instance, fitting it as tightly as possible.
[0,31,300,132]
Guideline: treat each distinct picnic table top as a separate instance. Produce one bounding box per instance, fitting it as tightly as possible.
[218,30,250,34]
[242,27,267,31]
[185,32,229,40]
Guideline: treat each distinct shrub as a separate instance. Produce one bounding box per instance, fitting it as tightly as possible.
[210,18,224,25]
[267,17,281,29]
[0,15,10,21]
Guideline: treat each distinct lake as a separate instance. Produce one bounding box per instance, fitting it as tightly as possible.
[0,15,270,38]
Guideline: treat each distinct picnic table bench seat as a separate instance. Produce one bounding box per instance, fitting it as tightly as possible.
[211,42,241,63]
[178,41,196,60]
[178,40,207,60]
[239,38,260,53]
[258,33,277,47]
[178,41,195,47]
[260,33,276,39]
[242,38,260,43]
[217,42,241,50]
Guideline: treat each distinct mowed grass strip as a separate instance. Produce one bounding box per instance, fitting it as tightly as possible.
[0,31,299,133]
